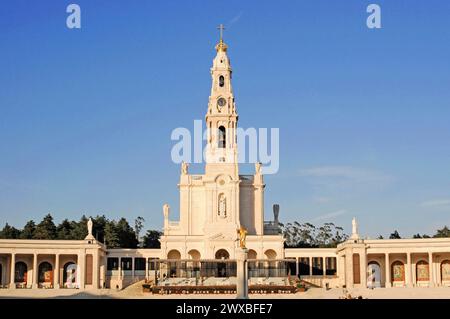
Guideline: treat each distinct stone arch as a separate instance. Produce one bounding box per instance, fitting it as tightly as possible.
[391,260,405,283]
[416,260,429,282]
[215,249,230,260]
[38,261,53,284]
[441,260,450,281]
[367,261,381,288]
[167,250,181,260]
[14,261,28,283]
[63,262,78,288]
[219,75,225,87]
[188,249,201,260]
[248,249,257,259]
[264,249,277,260]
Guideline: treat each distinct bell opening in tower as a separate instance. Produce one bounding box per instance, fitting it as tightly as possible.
[218,126,226,148]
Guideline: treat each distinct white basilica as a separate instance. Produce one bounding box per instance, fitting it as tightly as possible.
[159,33,284,262]
[0,31,450,292]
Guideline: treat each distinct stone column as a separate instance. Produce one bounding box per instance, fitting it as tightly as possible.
[309,257,313,276]
[145,258,149,281]
[93,252,99,289]
[429,256,433,286]
[428,252,434,287]
[235,248,248,299]
[360,252,367,289]
[406,253,412,287]
[118,257,122,280]
[132,257,135,280]
[344,252,353,288]
[32,253,38,289]
[436,258,442,287]
[79,252,86,289]
[295,258,299,277]
[54,254,60,289]
[322,257,327,276]
[9,253,16,289]
[385,253,391,288]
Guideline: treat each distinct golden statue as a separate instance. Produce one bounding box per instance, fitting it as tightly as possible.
[237,225,248,249]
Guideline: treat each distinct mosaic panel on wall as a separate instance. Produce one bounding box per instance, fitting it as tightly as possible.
[392,261,405,281]
[416,261,429,281]
[442,260,450,281]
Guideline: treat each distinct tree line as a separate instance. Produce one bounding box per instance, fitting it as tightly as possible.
[280,222,348,248]
[378,227,450,239]
[0,214,162,249]
[281,221,450,247]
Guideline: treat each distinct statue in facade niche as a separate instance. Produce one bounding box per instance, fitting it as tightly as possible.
[181,161,189,175]
[237,225,248,249]
[218,194,226,218]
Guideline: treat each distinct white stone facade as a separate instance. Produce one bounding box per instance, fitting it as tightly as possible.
[159,36,285,261]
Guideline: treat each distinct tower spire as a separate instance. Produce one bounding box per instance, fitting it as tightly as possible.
[215,24,228,52]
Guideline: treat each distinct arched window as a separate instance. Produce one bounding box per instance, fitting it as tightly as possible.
[218,126,226,148]
[219,75,224,87]
[215,249,230,260]
[167,250,181,260]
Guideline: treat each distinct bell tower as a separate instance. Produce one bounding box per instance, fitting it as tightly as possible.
[205,24,239,178]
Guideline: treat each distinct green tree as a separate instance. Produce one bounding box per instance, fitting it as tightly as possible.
[116,218,138,248]
[142,230,162,248]
[56,219,74,239]
[0,223,21,239]
[134,216,145,247]
[281,221,347,248]
[377,235,384,239]
[69,215,88,239]
[104,221,120,248]
[389,230,401,239]
[33,214,57,239]
[413,233,422,239]
[433,226,450,238]
[92,215,108,242]
[20,220,36,239]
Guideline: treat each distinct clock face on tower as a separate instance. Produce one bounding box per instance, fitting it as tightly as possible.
[217,97,226,111]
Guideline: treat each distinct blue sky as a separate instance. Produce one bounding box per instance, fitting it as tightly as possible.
[1,0,450,238]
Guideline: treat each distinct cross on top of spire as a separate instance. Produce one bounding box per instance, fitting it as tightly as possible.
[217,24,225,42]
